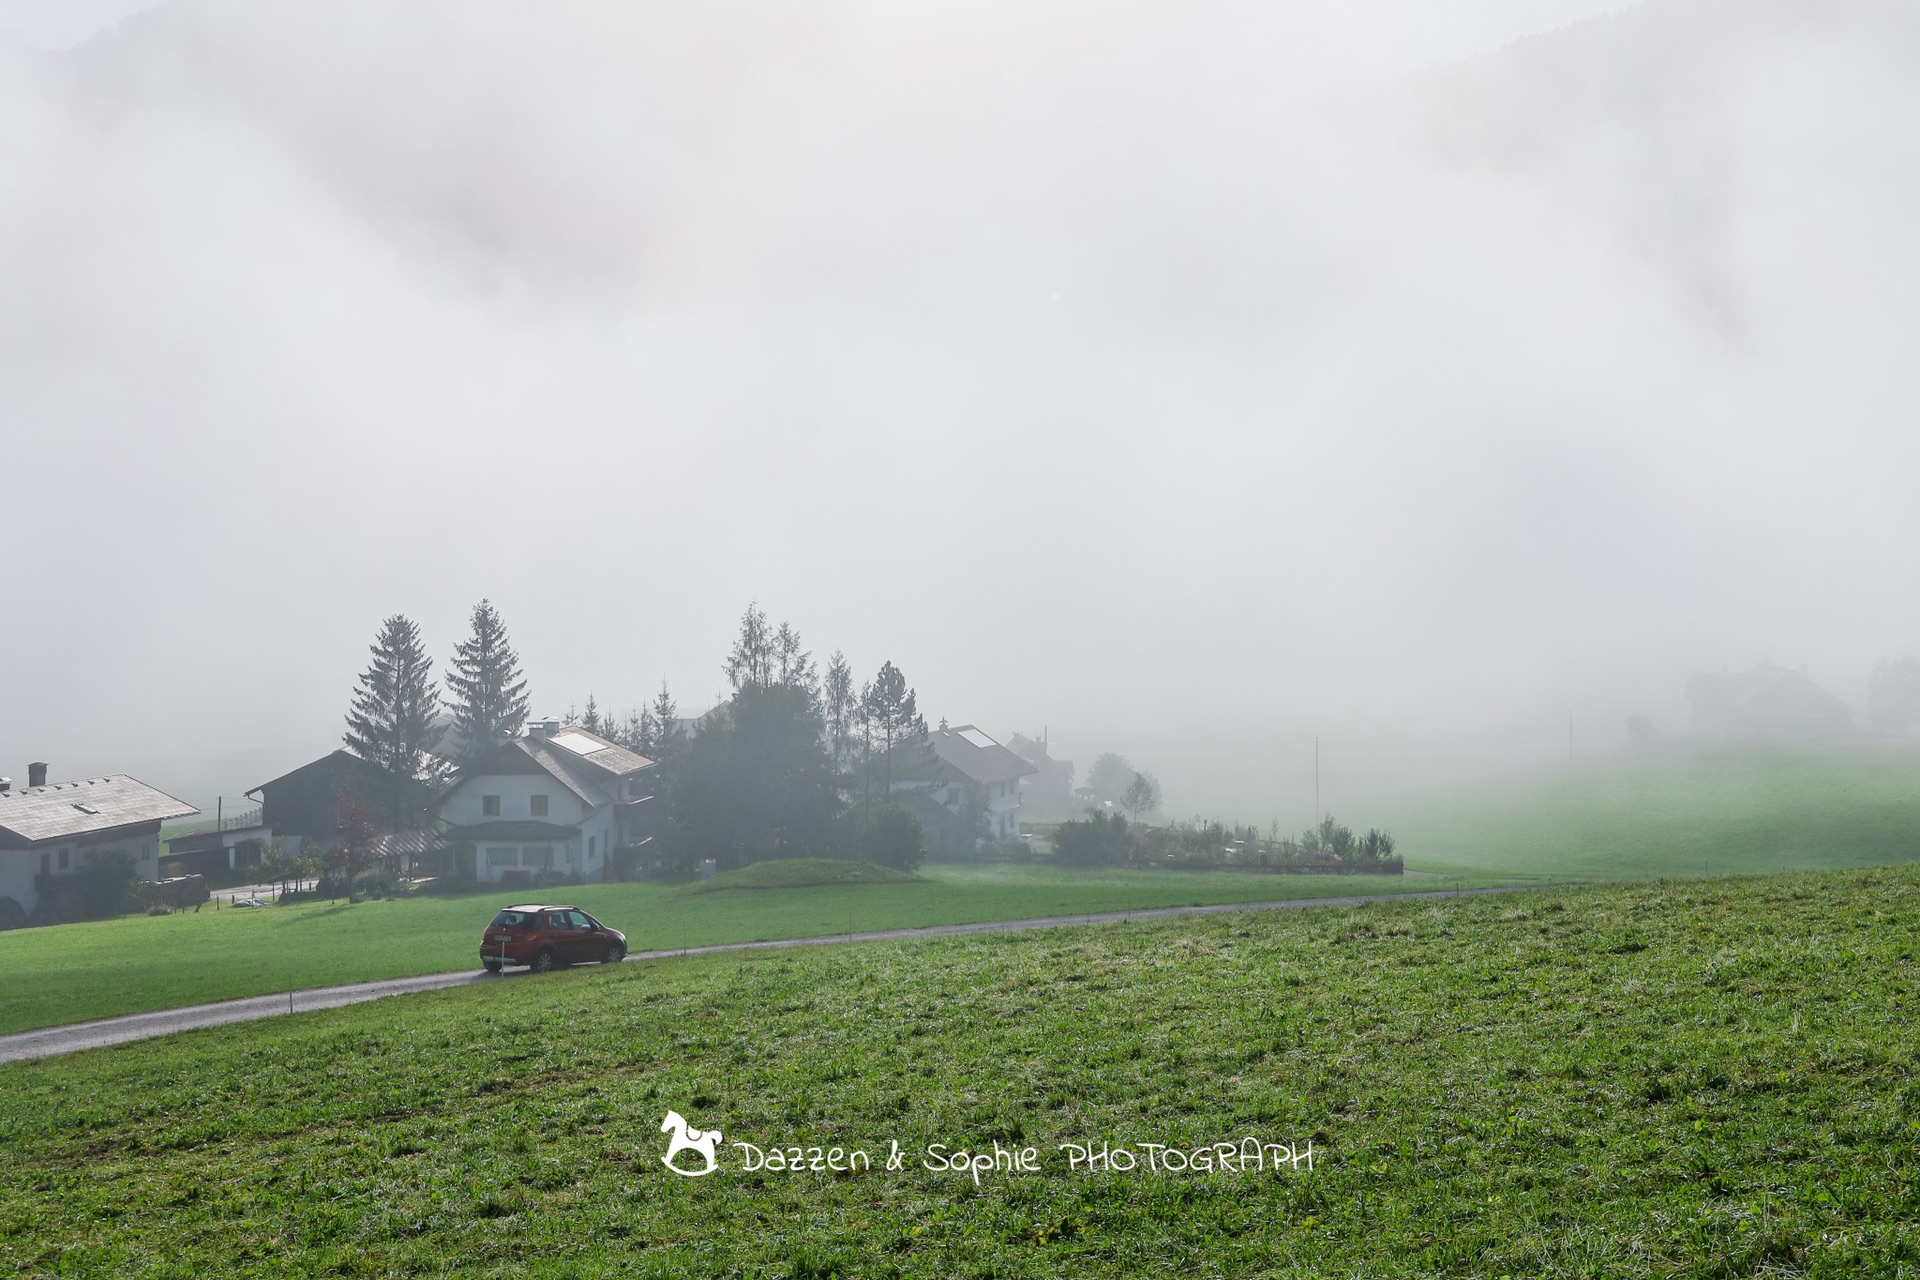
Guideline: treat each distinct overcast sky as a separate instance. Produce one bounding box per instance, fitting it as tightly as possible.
[3,0,1915,819]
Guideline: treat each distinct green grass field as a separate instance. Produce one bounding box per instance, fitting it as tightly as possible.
[0,865,1472,1036]
[1378,741,1920,881]
[2,866,1915,1276]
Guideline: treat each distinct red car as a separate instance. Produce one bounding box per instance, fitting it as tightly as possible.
[481,904,628,974]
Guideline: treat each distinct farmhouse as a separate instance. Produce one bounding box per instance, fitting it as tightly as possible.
[892,724,1036,844]
[0,763,198,925]
[1685,663,1853,742]
[245,748,437,851]
[434,719,656,884]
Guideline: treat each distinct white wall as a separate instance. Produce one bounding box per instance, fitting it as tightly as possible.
[0,850,38,916]
[0,832,156,918]
[441,772,592,828]
[445,766,621,883]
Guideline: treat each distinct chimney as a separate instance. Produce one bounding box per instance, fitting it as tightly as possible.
[28,762,47,789]
[526,719,559,739]
[0,778,10,793]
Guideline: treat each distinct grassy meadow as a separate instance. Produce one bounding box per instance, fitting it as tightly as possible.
[3,866,1917,1276]
[1378,741,1920,881]
[0,864,1470,1036]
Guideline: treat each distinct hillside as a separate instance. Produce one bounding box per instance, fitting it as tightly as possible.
[3,865,1915,1274]
[1382,741,1920,880]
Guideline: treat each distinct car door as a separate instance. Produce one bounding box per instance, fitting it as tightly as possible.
[548,910,588,964]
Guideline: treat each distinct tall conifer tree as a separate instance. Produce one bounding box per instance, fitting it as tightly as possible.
[343,614,445,825]
[444,598,530,764]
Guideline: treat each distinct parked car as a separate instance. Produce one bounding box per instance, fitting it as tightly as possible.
[480,904,628,974]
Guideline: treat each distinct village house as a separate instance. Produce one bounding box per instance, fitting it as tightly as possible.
[1685,663,1854,742]
[244,748,438,854]
[892,724,1036,845]
[434,719,656,884]
[0,763,198,925]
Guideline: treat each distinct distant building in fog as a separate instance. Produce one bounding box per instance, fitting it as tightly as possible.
[1684,664,1852,742]
[891,724,1036,844]
[1006,731,1075,818]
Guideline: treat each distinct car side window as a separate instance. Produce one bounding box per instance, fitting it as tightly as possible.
[549,911,578,930]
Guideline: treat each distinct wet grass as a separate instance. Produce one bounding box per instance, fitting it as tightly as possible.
[1,865,1916,1276]
[0,863,1463,1035]
[1381,741,1920,881]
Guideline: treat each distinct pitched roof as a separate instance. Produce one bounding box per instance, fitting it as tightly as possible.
[0,775,198,847]
[538,728,653,778]
[446,728,655,812]
[246,748,397,799]
[924,725,1037,786]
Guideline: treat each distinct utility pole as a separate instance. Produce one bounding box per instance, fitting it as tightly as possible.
[1314,737,1320,824]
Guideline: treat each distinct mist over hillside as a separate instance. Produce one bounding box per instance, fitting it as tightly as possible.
[1,0,1914,818]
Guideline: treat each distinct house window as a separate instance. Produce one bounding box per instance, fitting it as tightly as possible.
[521,846,553,869]
[39,853,50,876]
[58,849,70,871]
[482,795,501,817]
[485,846,518,868]
[530,794,549,817]
[588,835,596,857]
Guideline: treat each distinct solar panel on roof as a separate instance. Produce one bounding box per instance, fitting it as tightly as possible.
[550,732,605,756]
[958,728,997,749]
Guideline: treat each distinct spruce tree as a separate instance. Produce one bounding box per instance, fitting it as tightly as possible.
[343,614,445,825]
[444,598,529,765]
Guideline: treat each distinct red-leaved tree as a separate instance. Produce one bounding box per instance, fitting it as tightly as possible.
[328,787,379,903]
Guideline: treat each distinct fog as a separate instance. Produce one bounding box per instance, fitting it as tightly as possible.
[3,0,1916,819]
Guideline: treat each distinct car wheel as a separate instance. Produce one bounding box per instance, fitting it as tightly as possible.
[604,941,626,965]
[483,959,503,974]
[530,948,557,974]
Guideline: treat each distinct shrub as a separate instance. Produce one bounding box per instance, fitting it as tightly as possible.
[0,896,25,931]
[1053,812,1134,867]
[71,851,141,919]
[857,805,925,872]
[352,867,401,900]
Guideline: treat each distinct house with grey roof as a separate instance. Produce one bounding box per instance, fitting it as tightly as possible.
[433,719,656,884]
[0,763,198,925]
[1685,664,1853,742]
[890,724,1036,846]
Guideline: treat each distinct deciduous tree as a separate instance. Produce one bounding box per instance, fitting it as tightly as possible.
[860,660,927,806]
[823,650,859,771]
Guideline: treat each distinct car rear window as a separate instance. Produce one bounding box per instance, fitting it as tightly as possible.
[489,910,537,929]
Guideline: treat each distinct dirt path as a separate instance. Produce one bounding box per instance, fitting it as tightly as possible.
[0,885,1527,1064]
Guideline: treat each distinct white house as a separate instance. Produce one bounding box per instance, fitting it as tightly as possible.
[892,724,1036,844]
[0,765,198,924]
[434,720,655,884]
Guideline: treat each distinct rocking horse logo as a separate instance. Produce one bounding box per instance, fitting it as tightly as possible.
[659,1110,724,1177]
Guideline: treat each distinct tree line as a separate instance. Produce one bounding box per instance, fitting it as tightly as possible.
[1051,812,1402,875]
[337,601,949,874]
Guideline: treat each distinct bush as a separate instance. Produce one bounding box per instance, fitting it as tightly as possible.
[0,896,25,931]
[71,851,141,919]
[352,867,401,900]
[857,806,925,872]
[1053,812,1134,867]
